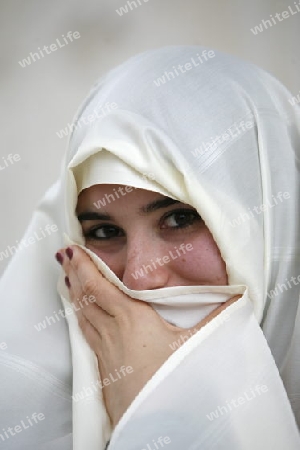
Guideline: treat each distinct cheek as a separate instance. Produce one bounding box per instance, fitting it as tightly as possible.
[171,232,228,284]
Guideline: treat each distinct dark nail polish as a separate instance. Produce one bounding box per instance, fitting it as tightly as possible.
[55,252,63,265]
[65,276,71,288]
[66,247,73,260]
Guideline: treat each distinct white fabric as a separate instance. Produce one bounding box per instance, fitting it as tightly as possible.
[74,150,172,197]
[1,46,300,449]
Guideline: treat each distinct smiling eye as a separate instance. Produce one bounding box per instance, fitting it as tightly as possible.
[161,209,202,229]
[85,225,124,240]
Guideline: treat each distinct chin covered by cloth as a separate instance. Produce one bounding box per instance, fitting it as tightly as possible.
[1,46,300,450]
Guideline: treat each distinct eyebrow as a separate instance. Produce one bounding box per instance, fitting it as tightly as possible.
[77,197,180,222]
[139,197,179,213]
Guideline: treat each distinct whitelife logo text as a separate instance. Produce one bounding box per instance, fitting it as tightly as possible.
[18,31,80,68]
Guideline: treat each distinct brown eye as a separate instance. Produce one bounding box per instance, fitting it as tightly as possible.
[85,225,125,240]
[161,209,201,229]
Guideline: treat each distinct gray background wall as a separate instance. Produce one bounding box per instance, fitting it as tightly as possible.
[1,0,300,274]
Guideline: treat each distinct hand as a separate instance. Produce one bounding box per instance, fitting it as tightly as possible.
[56,245,241,428]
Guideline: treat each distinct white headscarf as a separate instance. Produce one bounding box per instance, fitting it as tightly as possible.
[1,46,300,450]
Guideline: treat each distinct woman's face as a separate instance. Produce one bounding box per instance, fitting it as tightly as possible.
[76,184,228,290]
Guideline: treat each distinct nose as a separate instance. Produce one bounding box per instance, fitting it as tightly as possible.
[121,234,171,290]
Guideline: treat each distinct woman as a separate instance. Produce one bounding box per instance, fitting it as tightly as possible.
[1,46,300,449]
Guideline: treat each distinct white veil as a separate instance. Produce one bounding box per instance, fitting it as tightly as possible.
[1,46,299,449]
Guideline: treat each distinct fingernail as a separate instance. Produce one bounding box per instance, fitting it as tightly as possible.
[55,252,63,265]
[65,276,71,288]
[66,247,73,260]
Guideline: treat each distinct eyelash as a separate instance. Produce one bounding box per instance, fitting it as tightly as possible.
[84,209,202,241]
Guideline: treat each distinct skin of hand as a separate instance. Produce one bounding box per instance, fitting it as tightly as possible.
[56,245,242,429]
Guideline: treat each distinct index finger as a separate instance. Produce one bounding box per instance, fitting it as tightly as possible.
[66,245,134,317]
